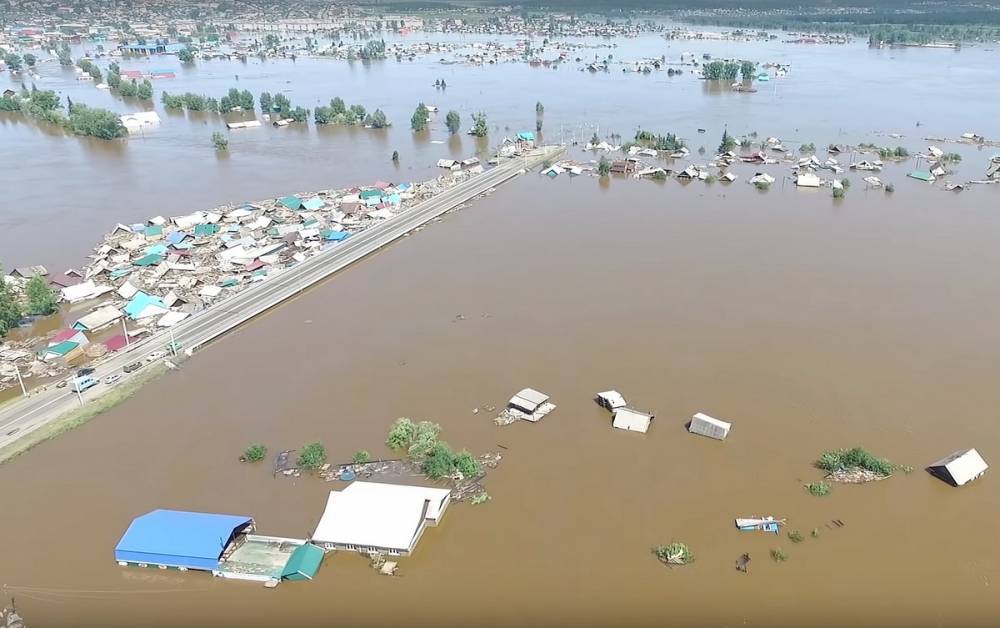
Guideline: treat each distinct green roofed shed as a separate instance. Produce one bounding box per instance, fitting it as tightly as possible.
[279,195,304,210]
[133,253,164,267]
[301,197,325,211]
[908,170,935,182]
[144,225,164,238]
[359,189,381,200]
[281,543,325,581]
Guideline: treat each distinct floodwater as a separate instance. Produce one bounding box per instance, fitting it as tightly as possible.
[3,29,1000,627]
[2,31,999,271]
[2,165,1000,626]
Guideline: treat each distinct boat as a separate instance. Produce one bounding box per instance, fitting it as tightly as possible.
[735,516,785,533]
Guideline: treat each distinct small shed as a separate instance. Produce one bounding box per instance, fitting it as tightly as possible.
[115,509,254,571]
[612,408,654,433]
[796,172,821,187]
[596,391,627,411]
[928,448,988,487]
[281,543,325,581]
[688,412,731,441]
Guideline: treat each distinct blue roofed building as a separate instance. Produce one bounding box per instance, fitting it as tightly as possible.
[115,509,255,572]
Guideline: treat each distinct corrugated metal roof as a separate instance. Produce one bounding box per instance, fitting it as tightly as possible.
[115,509,253,571]
[281,543,325,581]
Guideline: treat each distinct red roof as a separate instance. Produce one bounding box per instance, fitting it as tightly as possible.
[245,259,267,272]
[373,181,391,190]
[104,334,129,352]
[122,70,143,79]
[52,328,80,343]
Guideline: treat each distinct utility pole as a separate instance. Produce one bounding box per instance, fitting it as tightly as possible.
[13,364,26,397]
[169,327,177,356]
[122,317,131,347]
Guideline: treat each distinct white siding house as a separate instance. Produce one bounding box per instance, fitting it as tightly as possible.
[688,412,731,441]
[928,449,988,487]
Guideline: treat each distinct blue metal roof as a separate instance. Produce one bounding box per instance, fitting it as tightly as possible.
[115,509,253,571]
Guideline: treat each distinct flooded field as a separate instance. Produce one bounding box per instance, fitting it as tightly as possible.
[2,169,1000,626]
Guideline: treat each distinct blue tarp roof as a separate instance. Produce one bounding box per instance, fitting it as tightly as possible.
[518,131,536,141]
[115,509,253,571]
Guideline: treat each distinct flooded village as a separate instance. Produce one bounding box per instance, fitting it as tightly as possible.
[3,0,1000,626]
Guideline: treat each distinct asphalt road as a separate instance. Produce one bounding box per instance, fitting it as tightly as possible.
[0,146,563,452]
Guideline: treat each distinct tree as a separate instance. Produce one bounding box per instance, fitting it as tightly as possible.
[0,267,23,336]
[410,102,429,131]
[386,417,416,449]
[598,156,611,177]
[297,442,327,470]
[259,91,273,113]
[330,97,346,115]
[421,441,456,479]
[453,450,480,477]
[392,150,399,162]
[136,79,153,101]
[23,53,37,67]
[363,108,389,128]
[289,106,308,123]
[243,443,267,462]
[4,53,23,71]
[718,129,736,154]
[740,60,756,81]
[177,47,195,64]
[445,109,460,134]
[536,118,543,133]
[68,104,128,140]
[57,46,72,66]
[469,112,488,137]
[535,100,544,115]
[212,131,228,150]
[25,276,57,315]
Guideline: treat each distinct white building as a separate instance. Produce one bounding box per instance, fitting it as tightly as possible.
[612,408,653,433]
[796,171,821,187]
[596,390,627,411]
[928,448,988,487]
[508,388,549,415]
[312,482,451,556]
[688,412,731,441]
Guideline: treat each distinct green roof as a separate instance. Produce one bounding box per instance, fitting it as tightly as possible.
[193,223,219,237]
[908,170,934,182]
[144,225,164,237]
[45,340,79,356]
[281,543,324,581]
[133,253,164,267]
[359,189,381,199]
[301,197,325,211]
[279,195,303,210]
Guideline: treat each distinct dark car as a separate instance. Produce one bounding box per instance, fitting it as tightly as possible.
[123,361,144,373]
[76,367,95,377]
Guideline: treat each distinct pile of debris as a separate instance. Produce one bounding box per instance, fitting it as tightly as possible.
[825,468,889,484]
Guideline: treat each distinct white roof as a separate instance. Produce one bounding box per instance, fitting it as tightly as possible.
[74,305,122,331]
[510,388,549,412]
[117,281,140,299]
[60,280,112,303]
[796,172,821,187]
[930,448,988,486]
[312,482,451,553]
[597,390,627,409]
[612,408,653,433]
[157,311,190,327]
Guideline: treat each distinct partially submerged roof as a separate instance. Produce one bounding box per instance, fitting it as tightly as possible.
[597,390,627,410]
[689,412,732,441]
[115,509,253,571]
[312,482,451,554]
[612,408,653,433]
[281,543,325,581]
[908,169,935,182]
[73,305,123,331]
[928,448,988,487]
[509,388,549,413]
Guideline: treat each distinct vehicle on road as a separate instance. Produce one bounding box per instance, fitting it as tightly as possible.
[76,367,95,377]
[71,376,98,393]
[56,380,68,388]
[146,350,167,362]
[123,361,143,373]
[103,374,122,385]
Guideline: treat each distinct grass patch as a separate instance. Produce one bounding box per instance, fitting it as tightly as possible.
[243,443,267,462]
[653,542,694,566]
[470,491,490,505]
[352,450,371,464]
[0,363,169,465]
[788,530,804,543]
[816,447,893,477]
[806,481,832,496]
[770,548,788,562]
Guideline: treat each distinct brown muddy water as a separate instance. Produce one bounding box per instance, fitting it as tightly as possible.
[2,170,1000,627]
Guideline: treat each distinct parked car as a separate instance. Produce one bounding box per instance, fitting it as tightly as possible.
[103,374,122,385]
[56,379,68,389]
[123,362,143,373]
[146,350,167,362]
[76,367,95,377]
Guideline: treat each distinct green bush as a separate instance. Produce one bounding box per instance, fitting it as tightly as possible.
[243,443,267,462]
[806,481,831,496]
[788,530,804,543]
[754,180,771,191]
[471,491,490,505]
[816,447,893,477]
[770,548,787,562]
[453,450,480,477]
[386,417,416,449]
[297,442,327,469]
[421,441,456,478]
[653,542,694,565]
[833,187,846,199]
[352,450,371,464]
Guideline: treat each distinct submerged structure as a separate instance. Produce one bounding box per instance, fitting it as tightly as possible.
[927,448,988,487]
[312,481,451,556]
[688,412,732,441]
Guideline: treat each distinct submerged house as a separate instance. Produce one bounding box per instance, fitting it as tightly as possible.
[612,407,654,433]
[927,448,988,487]
[596,390,627,411]
[688,412,732,441]
[312,481,451,556]
[507,388,556,422]
[115,509,255,572]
